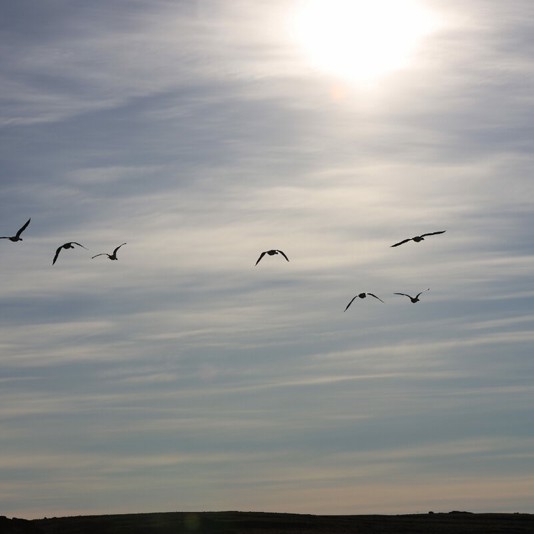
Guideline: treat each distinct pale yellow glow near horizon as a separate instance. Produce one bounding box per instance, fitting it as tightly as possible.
[293,0,441,83]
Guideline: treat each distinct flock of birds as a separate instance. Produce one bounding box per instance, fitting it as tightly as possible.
[3,218,446,310]
[254,231,446,311]
[1,218,128,265]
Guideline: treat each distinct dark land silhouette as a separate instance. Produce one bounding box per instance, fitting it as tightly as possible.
[2,511,533,534]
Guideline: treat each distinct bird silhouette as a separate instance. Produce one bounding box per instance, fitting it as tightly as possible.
[391,231,445,247]
[53,242,88,265]
[344,292,384,311]
[0,218,31,242]
[92,243,127,260]
[394,289,430,303]
[255,249,289,266]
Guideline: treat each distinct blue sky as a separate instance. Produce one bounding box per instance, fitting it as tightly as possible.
[1,0,534,519]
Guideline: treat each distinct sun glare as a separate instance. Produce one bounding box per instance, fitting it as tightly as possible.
[293,0,440,82]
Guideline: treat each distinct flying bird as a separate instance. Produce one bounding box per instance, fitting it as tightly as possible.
[391,231,446,247]
[0,218,31,242]
[255,249,289,266]
[394,289,430,303]
[53,242,88,265]
[344,292,385,311]
[92,243,127,260]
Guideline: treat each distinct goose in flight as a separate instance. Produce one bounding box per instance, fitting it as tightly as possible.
[255,249,289,266]
[53,242,88,265]
[344,292,384,311]
[391,231,445,247]
[92,243,126,260]
[0,218,31,242]
[394,289,430,303]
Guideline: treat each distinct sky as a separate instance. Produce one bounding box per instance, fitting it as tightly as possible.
[1,0,534,520]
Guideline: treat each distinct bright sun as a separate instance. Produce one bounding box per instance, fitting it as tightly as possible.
[293,0,440,82]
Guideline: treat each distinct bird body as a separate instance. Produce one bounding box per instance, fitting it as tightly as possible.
[92,243,127,260]
[255,249,289,265]
[394,289,430,303]
[0,218,31,242]
[391,231,445,247]
[53,242,88,265]
[344,292,384,311]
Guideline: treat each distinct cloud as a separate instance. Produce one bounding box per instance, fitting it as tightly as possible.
[1,0,534,518]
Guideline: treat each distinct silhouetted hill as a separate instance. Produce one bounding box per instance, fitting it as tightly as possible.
[2,511,533,534]
[0,516,44,534]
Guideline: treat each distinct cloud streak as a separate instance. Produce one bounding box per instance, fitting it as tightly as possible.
[1,0,534,519]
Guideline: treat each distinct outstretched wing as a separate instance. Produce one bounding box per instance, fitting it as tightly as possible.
[420,231,445,238]
[394,292,410,298]
[255,251,266,266]
[113,242,127,255]
[391,238,411,247]
[72,242,88,250]
[91,253,106,259]
[276,249,289,262]
[52,245,63,265]
[367,293,384,303]
[415,288,430,299]
[16,218,31,237]
[343,296,358,312]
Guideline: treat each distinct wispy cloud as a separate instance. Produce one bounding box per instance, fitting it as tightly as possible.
[1,0,534,519]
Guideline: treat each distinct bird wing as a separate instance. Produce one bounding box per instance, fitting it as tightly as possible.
[72,242,88,249]
[367,293,384,303]
[391,238,411,247]
[255,251,266,265]
[16,218,31,237]
[415,288,430,298]
[394,292,410,298]
[420,231,446,237]
[343,296,358,312]
[91,253,106,259]
[276,250,289,262]
[113,242,127,255]
[52,245,63,265]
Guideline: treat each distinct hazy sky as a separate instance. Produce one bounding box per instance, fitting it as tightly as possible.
[1,0,534,519]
